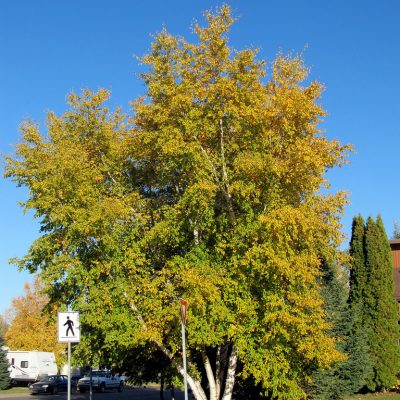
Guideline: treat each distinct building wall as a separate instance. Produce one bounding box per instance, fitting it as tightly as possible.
[389,240,400,302]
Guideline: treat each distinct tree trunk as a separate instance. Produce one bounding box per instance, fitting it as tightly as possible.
[221,345,238,400]
[160,372,164,400]
[203,353,217,400]
[215,343,228,399]
[178,365,207,400]
[126,296,218,400]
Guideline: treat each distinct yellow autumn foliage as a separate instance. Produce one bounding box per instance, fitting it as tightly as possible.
[4,5,352,400]
[4,278,66,368]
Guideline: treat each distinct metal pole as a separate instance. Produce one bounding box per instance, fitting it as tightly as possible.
[67,342,71,400]
[181,320,188,400]
[89,366,92,400]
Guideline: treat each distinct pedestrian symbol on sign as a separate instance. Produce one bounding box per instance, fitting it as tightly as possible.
[64,316,75,336]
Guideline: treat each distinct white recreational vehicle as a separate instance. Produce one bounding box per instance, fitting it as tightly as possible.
[4,349,58,385]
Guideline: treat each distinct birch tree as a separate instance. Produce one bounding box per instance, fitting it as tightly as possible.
[4,6,351,399]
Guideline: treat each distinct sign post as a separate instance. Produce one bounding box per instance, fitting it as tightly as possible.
[180,299,188,400]
[58,312,80,400]
[67,341,71,400]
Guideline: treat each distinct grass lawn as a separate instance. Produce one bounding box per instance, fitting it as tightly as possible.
[346,394,400,400]
[2,386,399,399]
[0,387,29,395]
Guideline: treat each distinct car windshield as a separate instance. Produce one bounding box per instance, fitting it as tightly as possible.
[84,371,107,377]
[40,376,57,382]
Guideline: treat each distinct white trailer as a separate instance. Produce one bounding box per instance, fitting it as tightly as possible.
[4,349,58,385]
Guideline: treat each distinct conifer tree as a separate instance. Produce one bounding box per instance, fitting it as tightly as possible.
[349,215,366,307]
[363,216,400,390]
[340,302,373,394]
[393,221,400,240]
[311,260,374,399]
[347,215,374,392]
[311,261,352,399]
[0,341,10,390]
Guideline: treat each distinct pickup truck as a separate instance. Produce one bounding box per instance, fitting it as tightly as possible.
[77,370,123,393]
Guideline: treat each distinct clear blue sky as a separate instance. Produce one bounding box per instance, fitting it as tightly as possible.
[1,0,399,314]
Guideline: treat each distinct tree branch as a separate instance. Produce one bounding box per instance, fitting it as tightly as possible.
[192,134,222,187]
[219,118,236,224]
[124,292,208,400]
[192,132,236,225]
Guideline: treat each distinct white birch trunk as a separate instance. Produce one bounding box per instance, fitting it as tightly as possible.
[203,354,217,400]
[177,365,208,400]
[221,345,238,400]
[194,226,199,246]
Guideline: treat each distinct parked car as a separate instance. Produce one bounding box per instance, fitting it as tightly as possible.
[29,375,69,395]
[78,370,123,393]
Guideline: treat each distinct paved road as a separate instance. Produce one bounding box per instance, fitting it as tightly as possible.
[0,387,187,400]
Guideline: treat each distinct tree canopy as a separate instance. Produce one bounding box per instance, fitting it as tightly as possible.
[4,6,351,400]
[4,278,66,367]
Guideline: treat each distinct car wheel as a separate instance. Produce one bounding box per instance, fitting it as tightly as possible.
[79,388,85,393]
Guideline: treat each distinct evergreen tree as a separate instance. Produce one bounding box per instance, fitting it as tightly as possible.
[363,216,400,390]
[311,260,371,399]
[311,261,351,399]
[349,215,366,307]
[340,303,373,394]
[0,341,10,390]
[347,215,374,392]
[393,221,400,239]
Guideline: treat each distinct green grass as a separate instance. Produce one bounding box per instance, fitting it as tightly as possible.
[0,387,29,395]
[346,394,400,400]
[1,386,398,399]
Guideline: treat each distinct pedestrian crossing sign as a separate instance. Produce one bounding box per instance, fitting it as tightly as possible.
[58,312,81,343]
